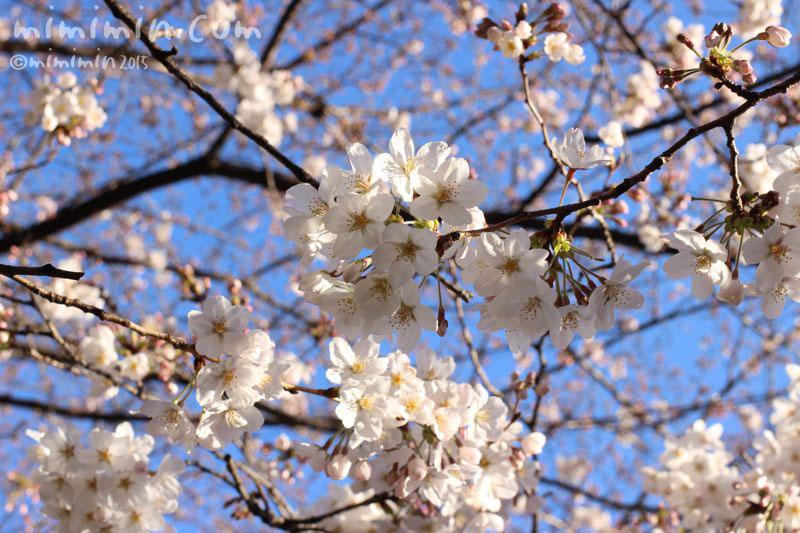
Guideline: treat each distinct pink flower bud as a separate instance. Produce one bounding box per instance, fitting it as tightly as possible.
[521,432,547,456]
[705,30,721,48]
[407,456,427,480]
[763,26,791,47]
[324,455,351,480]
[459,446,482,465]
[352,460,372,481]
[486,26,503,43]
[718,277,744,306]
[341,260,365,283]
[274,433,291,451]
[733,59,754,77]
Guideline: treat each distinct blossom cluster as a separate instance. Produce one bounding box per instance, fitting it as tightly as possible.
[662,133,800,319]
[642,364,800,531]
[475,3,585,65]
[294,336,547,531]
[214,42,302,147]
[29,72,107,145]
[26,422,183,532]
[291,127,648,356]
[164,295,289,450]
[657,21,791,89]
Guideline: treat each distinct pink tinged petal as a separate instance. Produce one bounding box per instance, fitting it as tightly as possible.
[454,179,488,208]
[388,261,416,285]
[347,143,373,175]
[410,196,439,221]
[332,232,364,259]
[324,206,354,234]
[505,229,530,256]
[767,145,800,174]
[762,287,786,319]
[240,406,265,431]
[226,306,251,330]
[285,183,320,214]
[415,305,436,331]
[413,249,438,276]
[756,260,784,289]
[196,334,224,357]
[335,403,357,428]
[416,141,450,168]
[381,222,409,244]
[741,235,768,264]
[664,252,694,279]
[354,337,380,360]
[371,243,396,272]
[329,337,355,367]
[691,274,715,300]
[188,311,213,336]
[366,193,394,221]
[670,230,706,252]
[438,202,471,226]
[205,295,232,322]
[614,287,644,309]
[361,221,385,248]
[389,128,414,160]
[223,333,250,356]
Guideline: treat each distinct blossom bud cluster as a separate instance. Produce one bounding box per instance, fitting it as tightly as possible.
[26,422,184,532]
[30,72,107,145]
[294,336,548,531]
[475,3,585,64]
[662,134,800,319]
[643,364,800,531]
[214,42,303,147]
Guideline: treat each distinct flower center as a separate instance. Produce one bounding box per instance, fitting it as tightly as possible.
[435,185,454,205]
[358,396,375,411]
[562,312,579,330]
[405,397,419,412]
[351,360,366,374]
[521,297,542,319]
[694,254,712,273]
[393,303,414,324]
[498,256,520,276]
[223,371,237,387]
[213,319,228,334]
[770,242,790,262]
[398,240,417,261]
[403,158,418,176]
[349,211,370,231]
[370,278,392,301]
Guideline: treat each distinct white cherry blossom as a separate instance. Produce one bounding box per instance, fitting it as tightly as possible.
[373,128,450,201]
[664,230,730,299]
[410,157,488,226]
[588,257,650,331]
[188,295,251,356]
[325,193,394,259]
[371,223,438,284]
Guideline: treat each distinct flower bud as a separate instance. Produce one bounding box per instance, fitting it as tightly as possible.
[341,259,366,283]
[407,456,427,480]
[733,59,754,77]
[761,26,791,47]
[459,446,482,465]
[274,433,291,451]
[487,26,503,43]
[705,30,721,48]
[324,454,352,480]
[718,277,744,306]
[515,20,532,40]
[521,432,547,456]
[352,460,372,481]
